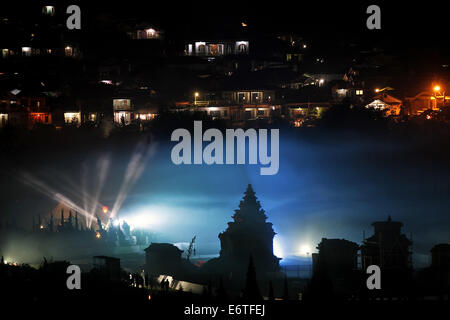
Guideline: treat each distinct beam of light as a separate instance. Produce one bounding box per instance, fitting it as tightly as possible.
[81,163,90,227]
[16,171,96,222]
[46,169,107,220]
[44,165,111,227]
[87,155,110,227]
[57,171,107,209]
[110,142,157,218]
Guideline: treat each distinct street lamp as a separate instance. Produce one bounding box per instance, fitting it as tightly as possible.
[433,85,445,110]
[194,92,199,106]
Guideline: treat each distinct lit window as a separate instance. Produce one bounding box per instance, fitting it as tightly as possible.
[238,92,246,103]
[356,90,364,95]
[42,6,55,16]
[65,46,73,57]
[252,92,261,102]
[22,47,31,56]
[2,49,9,58]
[145,28,157,39]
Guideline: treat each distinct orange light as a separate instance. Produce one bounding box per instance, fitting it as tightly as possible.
[102,206,108,214]
[434,85,441,92]
[375,88,380,93]
[96,231,101,239]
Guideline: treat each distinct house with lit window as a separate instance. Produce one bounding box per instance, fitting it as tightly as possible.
[127,24,164,40]
[184,40,249,57]
[284,87,332,127]
[404,91,450,115]
[113,98,133,125]
[0,90,52,128]
[365,93,402,116]
[222,89,281,120]
[0,5,81,60]
[331,80,366,104]
[176,89,281,123]
[113,96,158,126]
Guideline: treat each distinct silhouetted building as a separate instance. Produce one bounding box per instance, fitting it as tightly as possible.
[361,216,412,270]
[431,244,450,268]
[311,238,359,297]
[416,244,450,299]
[204,185,280,284]
[93,256,121,281]
[313,238,359,274]
[144,243,184,277]
[360,216,413,298]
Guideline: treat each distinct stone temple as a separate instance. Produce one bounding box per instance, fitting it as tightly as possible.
[204,184,280,282]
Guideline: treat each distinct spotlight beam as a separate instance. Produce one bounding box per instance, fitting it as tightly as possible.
[110,142,156,218]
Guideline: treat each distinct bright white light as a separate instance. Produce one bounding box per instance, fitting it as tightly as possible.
[124,213,158,230]
[113,219,120,227]
[273,236,284,258]
[299,244,312,256]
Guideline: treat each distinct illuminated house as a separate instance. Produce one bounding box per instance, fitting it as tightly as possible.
[365,93,402,116]
[0,92,51,128]
[192,106,232,120]
[185,40,249,56]
[113,98,158,126]
[284,87,332,126]
[222,90,281,120]
[63,111,82,126]
[135,102,158,122]
[0,5,81,59]
[188,91,233,120]
[113,98,133,125]
[181,89,281,122]
[128,25,163,40]
[287,103,331,126]
[203,185,280,282]
[404,91,450,115]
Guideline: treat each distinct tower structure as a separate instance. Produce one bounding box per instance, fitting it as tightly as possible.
[215,184,280,275]
[361,216,412,270]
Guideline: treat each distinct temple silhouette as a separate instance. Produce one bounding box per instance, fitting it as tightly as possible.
[204,184,280,285]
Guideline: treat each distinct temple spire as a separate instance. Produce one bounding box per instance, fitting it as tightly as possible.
[233,184,267,223]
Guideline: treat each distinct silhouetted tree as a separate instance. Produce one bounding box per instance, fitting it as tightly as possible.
[75,212,79,231]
